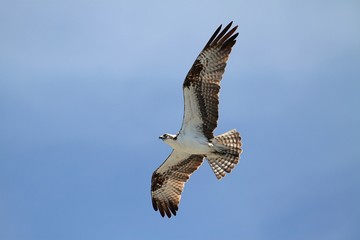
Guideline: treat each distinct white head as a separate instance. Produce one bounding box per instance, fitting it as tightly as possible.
[159,133,177,144]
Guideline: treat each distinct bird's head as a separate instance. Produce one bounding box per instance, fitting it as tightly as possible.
[159,133,177,142]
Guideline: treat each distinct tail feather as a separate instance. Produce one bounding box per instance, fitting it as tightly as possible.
[207,129,242,179]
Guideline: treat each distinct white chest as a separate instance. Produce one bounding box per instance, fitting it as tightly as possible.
[167,131,212,155]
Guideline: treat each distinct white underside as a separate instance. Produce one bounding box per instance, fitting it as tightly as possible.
[163,85,215,154]
[165,131,213,155]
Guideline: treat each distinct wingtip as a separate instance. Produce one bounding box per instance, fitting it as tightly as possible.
[206,21,239,48]
[152,198,158,211]
[169,200,178,216]
[152,199,177,218]
[159,207,165,217]
[224,21,237,31]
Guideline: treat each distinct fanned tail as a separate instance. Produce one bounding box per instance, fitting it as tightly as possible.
[207,129,242,179]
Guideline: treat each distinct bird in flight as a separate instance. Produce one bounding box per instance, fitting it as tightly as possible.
[151,22,242,218]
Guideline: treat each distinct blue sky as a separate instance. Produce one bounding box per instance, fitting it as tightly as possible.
[1,0,359,239]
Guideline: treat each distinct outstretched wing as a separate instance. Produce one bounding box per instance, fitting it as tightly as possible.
[180,22,239,139]
[151,151,204,218]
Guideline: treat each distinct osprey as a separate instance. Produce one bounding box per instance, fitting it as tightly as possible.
[151,22,242,218]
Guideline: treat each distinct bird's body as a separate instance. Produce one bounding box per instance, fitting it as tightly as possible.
[162,130,212,155]
[151,22,243,218]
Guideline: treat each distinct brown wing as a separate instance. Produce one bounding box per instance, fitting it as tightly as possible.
[181,22,239,139]
[151,151,204,218]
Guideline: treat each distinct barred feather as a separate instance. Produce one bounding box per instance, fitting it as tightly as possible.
[207,129,242,179]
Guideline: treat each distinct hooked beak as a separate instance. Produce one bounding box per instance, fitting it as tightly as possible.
[159,135,165,140]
